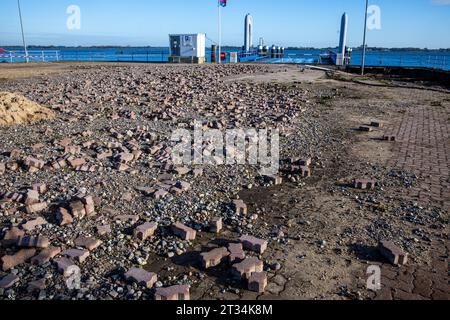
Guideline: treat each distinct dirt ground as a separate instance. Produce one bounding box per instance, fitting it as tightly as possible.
[0,62,448,300]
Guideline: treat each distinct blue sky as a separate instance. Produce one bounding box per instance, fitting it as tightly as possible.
[1,0,449,48]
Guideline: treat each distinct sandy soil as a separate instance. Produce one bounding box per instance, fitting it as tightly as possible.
[0,92,55,125]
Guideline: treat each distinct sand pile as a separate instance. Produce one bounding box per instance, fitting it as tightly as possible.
[0,92,55,126]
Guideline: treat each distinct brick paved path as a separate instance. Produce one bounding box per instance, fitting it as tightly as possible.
[386,106,450,209]
[376,105,449,300]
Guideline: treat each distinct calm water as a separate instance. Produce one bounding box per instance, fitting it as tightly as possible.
[1,47,449,71]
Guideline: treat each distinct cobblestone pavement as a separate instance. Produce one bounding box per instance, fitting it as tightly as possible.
[375,104,449,300]
[386,106,450,209]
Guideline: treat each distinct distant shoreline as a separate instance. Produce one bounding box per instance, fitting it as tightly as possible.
[1,45,450,52]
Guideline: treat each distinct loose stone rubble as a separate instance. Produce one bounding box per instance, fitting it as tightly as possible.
[0,63,447,301]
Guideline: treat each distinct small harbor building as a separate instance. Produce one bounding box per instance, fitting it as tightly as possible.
[169,33,206,64]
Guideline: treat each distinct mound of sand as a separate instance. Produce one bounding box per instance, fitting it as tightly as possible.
[0,92,55,126]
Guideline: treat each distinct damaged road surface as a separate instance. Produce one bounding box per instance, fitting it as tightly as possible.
[0,62,448,301]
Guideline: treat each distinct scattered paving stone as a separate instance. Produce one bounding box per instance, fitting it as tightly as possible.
[1,249,36,271]
[228,243,246,263]
[80,195,96,216]
[74,236,102,251]
[121,192,133,202]
[359,126,373,132]
[0,64,445,301]
[232,199,248,215]
[153,189,168,200]
[115,163,130,171]
[16,236,50,249]
[57,138,72,147]
[24,157,45,170]
[133,222,158,241]
[379,240,409,266]
[174,167,191,176]
[176,181,191,192]
[95,224,111,236]
[248,272,268,293]
[0,273,20,289]
[124,268,157,289]
[97,151,113,160]
[1,227,25,246]
[27,278,47,292]
[21,217,47,231]
[370,120,384,128]
[55,207,73,226]
[209,217,223,234]
[383,135,396,142]
[200,247,230,269]
[240,235,268,254]
[299,166,311,178]
[31,247,61,265]
[231,257,264,280]
[61,249,90,263]
[67,157,86,168]
[25,202,48,214]
[172,222,196,241]
[117,152,134,164]
[264,175,283,185]
[298,158,312,166]
[116,215,139,225]
[354,179,377,190]
[154,285,190,301]
[69,201,86,218]
[24,189,40,205]
[54,257,80,278]
[32,183,47,194]
[65,145,81,154]
[193,168,203,177]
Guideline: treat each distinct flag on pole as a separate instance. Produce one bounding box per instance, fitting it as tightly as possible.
[219,0,227,7]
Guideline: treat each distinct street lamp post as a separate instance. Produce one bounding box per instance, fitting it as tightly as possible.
[361,0,369,75]
[17,0,29,63]
[218,2,222,64]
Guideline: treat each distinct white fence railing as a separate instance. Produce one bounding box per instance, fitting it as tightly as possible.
[0,50,60,63]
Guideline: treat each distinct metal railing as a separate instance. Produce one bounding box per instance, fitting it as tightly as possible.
[59,51,169,62]
[1,49,448,71]
[350,52,450,71]
[0,50,60,63]
[0,50,170,63]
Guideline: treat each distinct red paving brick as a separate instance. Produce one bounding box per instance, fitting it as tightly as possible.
[385,106,449,209]
[376,105,450,300]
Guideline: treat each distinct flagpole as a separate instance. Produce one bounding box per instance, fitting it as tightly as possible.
[218,1,222,64]
[17,0,29,63]
[361,0,369,75]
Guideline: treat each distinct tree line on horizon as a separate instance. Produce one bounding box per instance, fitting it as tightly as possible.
[1,45,450,52]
